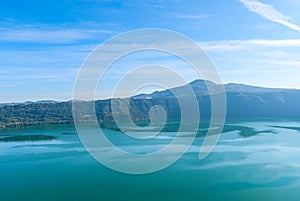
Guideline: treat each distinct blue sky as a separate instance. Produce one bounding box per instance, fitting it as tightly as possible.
[1,0,300,102]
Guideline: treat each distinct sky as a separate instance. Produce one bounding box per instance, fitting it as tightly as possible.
[1,0,300,103]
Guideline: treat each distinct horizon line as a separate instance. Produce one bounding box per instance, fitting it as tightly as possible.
[1,79,299,104]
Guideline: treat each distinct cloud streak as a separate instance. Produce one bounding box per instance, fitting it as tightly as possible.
[0,67,79,82]
[0,23,114,44]
[240,0,300,32]
[200,39,300,52]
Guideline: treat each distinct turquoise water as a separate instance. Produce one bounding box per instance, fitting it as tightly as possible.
[1,119,300,201]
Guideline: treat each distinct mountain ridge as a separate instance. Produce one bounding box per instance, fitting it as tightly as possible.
[1,79,300,129]
[133,79,298,99]
[2,80,298,104]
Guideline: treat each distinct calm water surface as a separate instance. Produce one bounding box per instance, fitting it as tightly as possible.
[1,119,300,201]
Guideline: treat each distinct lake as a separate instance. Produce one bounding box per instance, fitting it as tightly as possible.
[1,119,300,201]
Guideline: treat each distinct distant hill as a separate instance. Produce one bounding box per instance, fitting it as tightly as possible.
[0,100,57,106]
[134,79,300,118]
[1,80,300,129]
[134,80,295,99]
[133,79,219,99]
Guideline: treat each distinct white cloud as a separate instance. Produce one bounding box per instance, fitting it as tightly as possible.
[0,23,114,44]
[240,0,300,32]
[0,67,79,82]
[200,39,300,52]
[246,39,300,46]
[250,59,300,66]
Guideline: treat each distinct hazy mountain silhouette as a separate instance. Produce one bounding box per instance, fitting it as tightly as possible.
[1,79,300,128]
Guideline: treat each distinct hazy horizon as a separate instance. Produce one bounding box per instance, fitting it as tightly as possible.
[2,79,300,104]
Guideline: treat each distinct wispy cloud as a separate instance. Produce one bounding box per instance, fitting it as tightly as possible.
[240,0,300,32]
[200,39,300,52]
[249,59,300,67]
[0,66,79,82]
[0,23,114,44]
[244,39,300,46]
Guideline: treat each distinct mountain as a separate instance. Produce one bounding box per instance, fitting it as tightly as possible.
[224,83,291,94]
[0,100,57,106]
[135,80,300,118]
[134,80,296,99]
[1,80,300,129]
[133,79,219,99]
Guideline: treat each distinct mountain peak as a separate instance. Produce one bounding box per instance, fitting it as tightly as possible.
[189,79,216,85]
